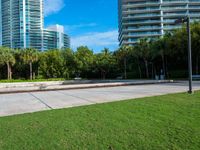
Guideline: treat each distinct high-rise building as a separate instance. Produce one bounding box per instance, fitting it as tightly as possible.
[43,25,70,50]
[118,0,200,46]
[0,0,70,50]
[0,0,44,49]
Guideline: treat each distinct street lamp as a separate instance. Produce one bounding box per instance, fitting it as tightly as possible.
[175,16,193,94]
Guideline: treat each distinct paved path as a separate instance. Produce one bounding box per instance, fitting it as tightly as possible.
[0,80,172,94]
[0,81,200,117]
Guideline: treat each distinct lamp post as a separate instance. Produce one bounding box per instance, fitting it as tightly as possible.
[175,16,193,94]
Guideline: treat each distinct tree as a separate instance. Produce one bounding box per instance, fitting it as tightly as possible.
[95,48,117,79]
[0,47,15,80]
[20,48,39,80]
[61,48,77,78]
[135,39,151,78]
[191,22,200,74]
[39,49,68,79]
[129,46,142,79]
[115,46,131,79]
[151,36,169,77]
[0,47,16,80]
[75,46,94,78]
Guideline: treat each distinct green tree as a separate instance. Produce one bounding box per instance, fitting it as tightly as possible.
[191,22,200,74]
[135,39,151,78]
[95,48,117,79]
[20,48,39,80]
[75,46,94,78]
[115,46,131,79]
[39,50,68,79]
[151,36,169,77]
[61,48,77,78]
[129,46,142,79]
[0,47,16,80]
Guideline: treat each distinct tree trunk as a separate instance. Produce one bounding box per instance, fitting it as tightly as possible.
[161,54,166,77]
[151,63,154,79]
[196,56,199,75]
[124,58,127,79]
[144,60,149,78]
[137,61,142,79]
[9,65,12,80]
[101,70,106,80]
[33,72,35,80]
[30,62,33,80]
[6,62,10,80]
[165,57,169,79]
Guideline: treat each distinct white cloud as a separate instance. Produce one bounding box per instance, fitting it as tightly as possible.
[71,30,119,51]
[44,0,65,16]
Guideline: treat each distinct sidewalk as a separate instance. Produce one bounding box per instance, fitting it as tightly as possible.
[0,80,173,94]
[0,81,200,117]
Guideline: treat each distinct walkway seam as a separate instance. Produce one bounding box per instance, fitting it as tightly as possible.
[56,91,97,104]
[29,93,53,109]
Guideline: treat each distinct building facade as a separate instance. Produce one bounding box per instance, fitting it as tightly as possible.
[0,0,70,50]
[118,0,200,46]
[43,25,70,50]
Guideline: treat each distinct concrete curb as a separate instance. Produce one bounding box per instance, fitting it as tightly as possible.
[0,80,174,94]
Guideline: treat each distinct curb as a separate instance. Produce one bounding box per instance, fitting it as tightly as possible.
[0,80,174,95]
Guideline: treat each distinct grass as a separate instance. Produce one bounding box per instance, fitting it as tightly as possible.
[0,78,65,83]
[0,92,200,150]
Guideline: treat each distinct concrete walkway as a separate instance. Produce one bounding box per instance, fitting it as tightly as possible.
[0,81,200,117]
[0,80,172,94]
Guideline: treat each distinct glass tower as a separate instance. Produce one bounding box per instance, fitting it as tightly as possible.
[43,25,70,50]
[0,0,43,49]
[118,0,200,46]
[0,0,70,50]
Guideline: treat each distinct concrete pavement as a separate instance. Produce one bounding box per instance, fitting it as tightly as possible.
[0,81,200,117]
[0,80,173,94]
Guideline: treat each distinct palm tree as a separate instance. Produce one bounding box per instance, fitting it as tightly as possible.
[151,38,167,77]
[130,46,142,79]
[135,39,151,78]
[0,47,16,80]
[96,48,116,79]
[116,46,131,79]
[20,48,39,80]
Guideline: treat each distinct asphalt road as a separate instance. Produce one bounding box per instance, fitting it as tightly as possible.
[0,81,200,117]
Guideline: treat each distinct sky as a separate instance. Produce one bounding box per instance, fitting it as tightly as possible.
[44,0,118,53]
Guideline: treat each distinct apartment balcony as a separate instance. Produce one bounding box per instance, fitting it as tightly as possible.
[163,14,188,18]
[124,33,162,38]
[162,1,188,6]
[123,2,160,9]
[122,41,137,45]
[189,0,200,5]
[190,14,200,18]
[188,7,200,10]
[123,20,161,26]
[122,27,162,33]
[162,7,188,12]
[122,9,160,15]
[123,14,161,20]
[163,25,182,29]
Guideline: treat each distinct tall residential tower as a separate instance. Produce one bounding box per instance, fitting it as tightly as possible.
[43,25,70,50]
[0,0,70,50]
[118,0,200,46]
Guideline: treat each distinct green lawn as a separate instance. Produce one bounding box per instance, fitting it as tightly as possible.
[0,92,200,150]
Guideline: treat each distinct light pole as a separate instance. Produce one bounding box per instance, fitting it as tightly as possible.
[175,16,193,94]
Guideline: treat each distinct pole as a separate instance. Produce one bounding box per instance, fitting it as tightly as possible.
[187,16,193,94]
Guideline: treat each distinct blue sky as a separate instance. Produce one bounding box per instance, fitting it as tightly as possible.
[44,0,118,52]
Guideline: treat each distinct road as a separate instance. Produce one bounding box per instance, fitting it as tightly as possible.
[0,81,200,117]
